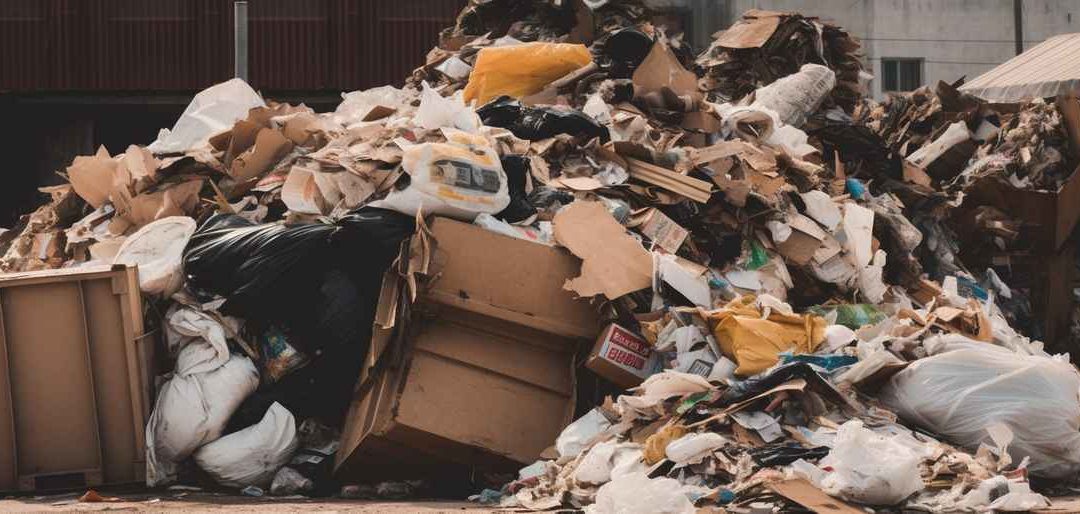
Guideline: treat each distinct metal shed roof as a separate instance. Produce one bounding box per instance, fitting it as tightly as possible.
[960,33,1080,102]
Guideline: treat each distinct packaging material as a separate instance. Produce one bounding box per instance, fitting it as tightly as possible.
[269,467,314,496]
[146,353,259,486]
[112,216,196,297]
[880,338,1080,478]
[463,43,593,105]
[749,64,836,128]
[413,82,482,133]
[0,266,150,491]
[818,420,924,505]
[194,402,299,488]
[148,78,265,154]
[335,217,597,481]
[664,432,727,466]
[373,129,508,220]
[573,440,644,485]
[586,473,695,514]
[476,97,609,142]
[553,201,652,299]
[586,323,663,389]
[556,409,613,459]
[705,296,826,376]
[629,208,689,253]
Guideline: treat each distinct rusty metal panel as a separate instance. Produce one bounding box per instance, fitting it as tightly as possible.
[0,0,232,92]
[0,0,460,93]
[248,0,331,91]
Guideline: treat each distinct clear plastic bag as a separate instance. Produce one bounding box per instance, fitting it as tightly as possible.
[880,337,1080,478]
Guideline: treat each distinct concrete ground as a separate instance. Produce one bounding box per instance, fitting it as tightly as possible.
[0,491,511,513]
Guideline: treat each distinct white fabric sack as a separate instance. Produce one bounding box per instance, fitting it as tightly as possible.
[145,353,259,486]
[880,338,1080,478]
[148,78,265,154]
[113,216,196,297]
[168,307,232,376]
[195,402,299,488]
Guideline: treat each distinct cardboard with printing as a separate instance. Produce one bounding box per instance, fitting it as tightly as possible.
[586,323,662,389]
[335,217,599,480]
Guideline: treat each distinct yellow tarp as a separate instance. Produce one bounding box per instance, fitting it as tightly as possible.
[463,42,592,105]
[704,295,826,376]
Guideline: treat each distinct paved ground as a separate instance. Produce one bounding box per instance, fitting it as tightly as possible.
[0,492,510,513]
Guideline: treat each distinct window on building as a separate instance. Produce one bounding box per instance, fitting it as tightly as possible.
[882,58,924,92]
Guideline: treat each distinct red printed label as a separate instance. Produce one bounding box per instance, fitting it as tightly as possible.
[605,346,646,370]
[608,326,651,357]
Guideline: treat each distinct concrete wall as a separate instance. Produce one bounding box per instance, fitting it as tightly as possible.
[681,0,1080,98]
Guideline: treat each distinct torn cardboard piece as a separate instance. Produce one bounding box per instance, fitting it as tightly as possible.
[67,146,118,209]
[554,201,652,299]
[230,128,295,183]
[630,208,689,253]
[632,40,699,98]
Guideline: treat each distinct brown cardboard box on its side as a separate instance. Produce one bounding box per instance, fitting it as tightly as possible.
[586,323,662,390]
[335,217,600,481]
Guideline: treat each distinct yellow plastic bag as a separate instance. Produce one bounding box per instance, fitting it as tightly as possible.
[705,295,825,376]
[463,42,593,105]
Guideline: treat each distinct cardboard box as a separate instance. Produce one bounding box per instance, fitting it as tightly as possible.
[0,265,150,491]
[961,95,1080,251]
[586,324,662,389]
[336,217,599,480]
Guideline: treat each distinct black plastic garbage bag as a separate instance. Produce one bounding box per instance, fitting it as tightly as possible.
[477,96,609,142]
[184,207,415,430]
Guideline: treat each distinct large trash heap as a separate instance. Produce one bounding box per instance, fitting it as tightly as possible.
[3,2,1080,511]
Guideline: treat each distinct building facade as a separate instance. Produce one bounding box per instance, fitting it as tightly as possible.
[681,0,1079,98]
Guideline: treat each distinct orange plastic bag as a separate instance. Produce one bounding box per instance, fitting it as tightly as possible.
[463,42,593,105]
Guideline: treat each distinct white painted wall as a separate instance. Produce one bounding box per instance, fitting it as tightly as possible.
[677,0,1080,98]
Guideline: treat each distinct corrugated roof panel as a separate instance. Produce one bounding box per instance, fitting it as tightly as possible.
[960,33,1080,103]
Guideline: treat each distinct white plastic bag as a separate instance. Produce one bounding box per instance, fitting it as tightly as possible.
[113,216,196,297]
[370,129,508,220]
[880,339,1080,478]
[333,85,410,128]
[556,408,612,458]
[573,441,644,486]
[586,473,695,514]
[413,82,481,133]
[145,353,259,486]
[195,402,299,488]
[148,78,265,154]
[818,420,924,505]
[665,432,727,466]
[750,64,836,128]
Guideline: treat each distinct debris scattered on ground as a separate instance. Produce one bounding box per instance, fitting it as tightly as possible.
[3,2,1080,512]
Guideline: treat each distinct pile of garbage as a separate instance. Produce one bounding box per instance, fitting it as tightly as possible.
[1,1,1080,511]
